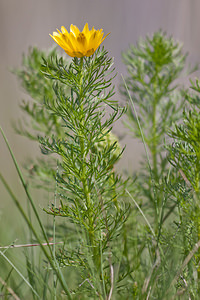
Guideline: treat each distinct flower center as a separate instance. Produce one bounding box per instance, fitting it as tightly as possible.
[77,33,86,44]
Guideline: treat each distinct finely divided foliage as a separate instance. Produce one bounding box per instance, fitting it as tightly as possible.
[40,48,129,298]
[1,29,200,299]
[121,31,188,219]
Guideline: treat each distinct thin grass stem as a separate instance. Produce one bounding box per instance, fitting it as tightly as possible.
[121,75,159,218]
[0,131,72,299]
[0,250,39,298]
[126,189,156,238]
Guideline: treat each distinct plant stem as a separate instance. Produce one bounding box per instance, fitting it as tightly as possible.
[78,58,95,253]
[0,172,72,299]
[152,100,158,182]
[0,128,72,299]
[151,77,160,227]
[53,163,59,300]
[194,154,200,287]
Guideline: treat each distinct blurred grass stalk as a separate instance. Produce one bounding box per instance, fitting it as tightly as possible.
[0,126,72,299]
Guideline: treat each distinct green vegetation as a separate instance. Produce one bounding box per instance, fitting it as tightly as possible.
[1,31,200,299]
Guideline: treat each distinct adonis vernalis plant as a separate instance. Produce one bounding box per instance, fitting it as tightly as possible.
[14,23,128,299]
[2,26,200,300]
[1,23,129,299]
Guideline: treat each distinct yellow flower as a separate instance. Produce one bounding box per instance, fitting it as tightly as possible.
[50,23,110,58]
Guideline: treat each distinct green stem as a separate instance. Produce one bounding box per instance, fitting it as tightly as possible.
[152,100,158,182]
[195,154,200,193]
[151,78,160,227]
[0,173,72,299]
[53,164,59,300]
[77,58,101,287]
[0,127,50,249]
[194,154,200,284]
[79,57,91,210]
[78,58,94,246]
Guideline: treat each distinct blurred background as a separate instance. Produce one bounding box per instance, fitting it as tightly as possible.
[1,0,200,235]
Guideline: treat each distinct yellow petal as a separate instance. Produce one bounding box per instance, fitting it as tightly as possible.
[88,30,100,50]
[98,32,110,47]
[56,28,62,35]
[70,24,80,38]
[86,48,95,57]
[65,50,76,57]
[50,35,65,47]
[68,33,79,52]
[63,34,75,51]
[82,23,89,35]
[52,31,59,37]
[76,33,87,53]
[61,26,68,34]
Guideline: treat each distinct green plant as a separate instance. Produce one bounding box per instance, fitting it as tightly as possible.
[2,28,200,300]
[121,31,189,214]
[39,48,128,298]
[165,79,200,296]
[120,31,199,299]
[1,43,130,299]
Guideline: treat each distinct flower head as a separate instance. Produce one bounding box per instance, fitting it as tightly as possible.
[50,23,110,58]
